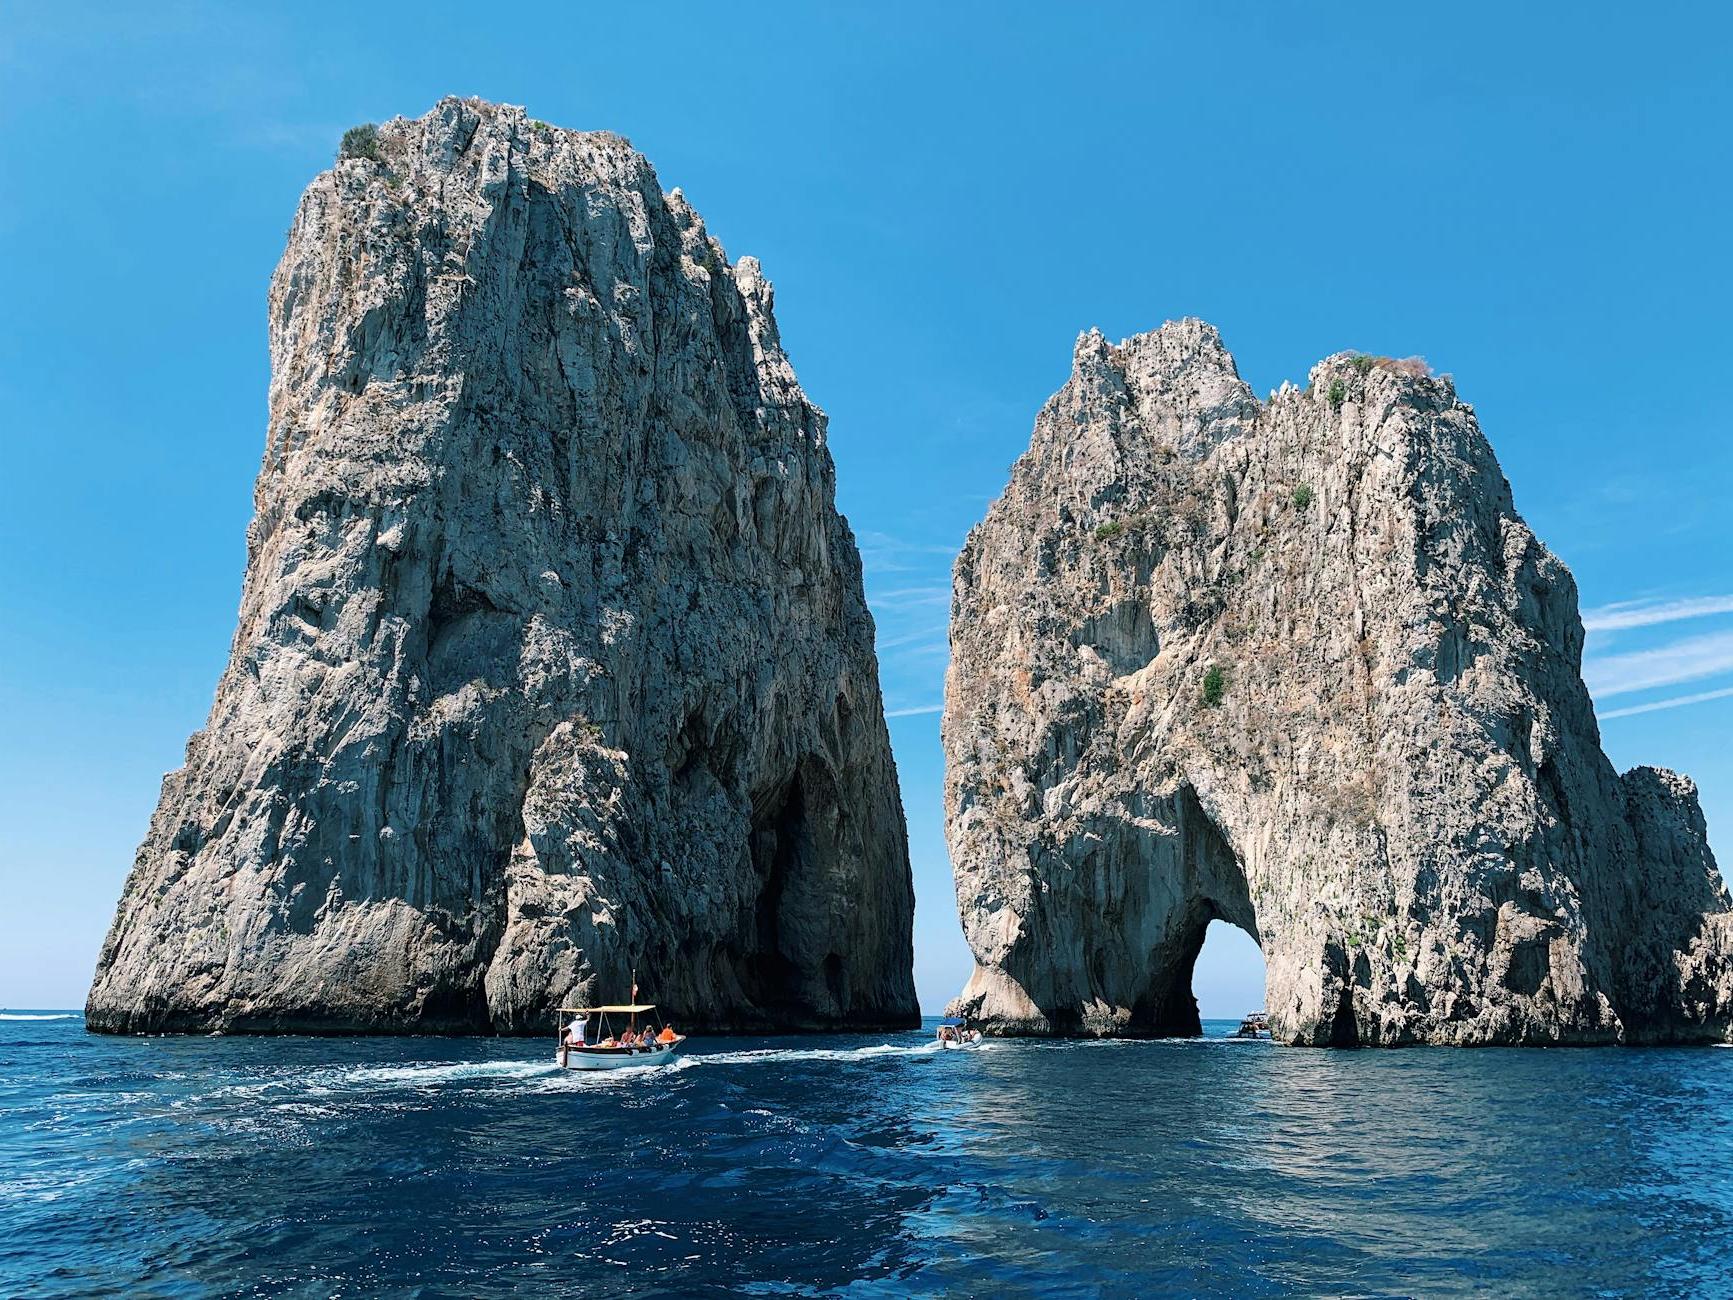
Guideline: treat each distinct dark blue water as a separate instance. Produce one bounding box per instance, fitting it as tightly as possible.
[5,1013,1733,1297]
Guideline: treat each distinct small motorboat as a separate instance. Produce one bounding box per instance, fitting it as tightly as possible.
[1234,1011,1270,1039]
[935,1017,983,1050]
[555,1003,686,1071]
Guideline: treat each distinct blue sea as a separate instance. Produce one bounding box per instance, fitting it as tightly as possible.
[4,1012,1733,1297]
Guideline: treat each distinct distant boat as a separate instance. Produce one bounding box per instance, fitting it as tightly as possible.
[1235,1011,1270,1039]
[935,1016,983,1050]
[555,1003,685,1071]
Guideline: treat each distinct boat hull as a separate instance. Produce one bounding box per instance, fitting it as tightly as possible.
[556,1042,682,1071]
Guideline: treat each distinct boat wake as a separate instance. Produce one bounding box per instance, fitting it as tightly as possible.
[683,1040,945,1069]
[525,1039,951,1093]
[184,1039,955,1107]
[0,1013,79,1021]
[336,1059,554,1090]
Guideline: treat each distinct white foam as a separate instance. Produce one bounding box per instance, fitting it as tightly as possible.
[516,1038,948,1094]
[181,1037,955,1108]
[338,1059,551,1089]
[675,1039,943,1069]
[0,1013,78,1021]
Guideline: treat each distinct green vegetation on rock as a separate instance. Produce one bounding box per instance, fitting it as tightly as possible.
[339,123,381,162]
[1201,664,1226,708]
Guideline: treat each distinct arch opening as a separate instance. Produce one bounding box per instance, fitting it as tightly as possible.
[1192,919,1268,1029]
[1123,785,1264,1038]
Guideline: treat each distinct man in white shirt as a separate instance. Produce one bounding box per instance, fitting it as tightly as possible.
[564,1016,586,1047]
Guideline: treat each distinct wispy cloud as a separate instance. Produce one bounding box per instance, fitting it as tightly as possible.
[876,623,949,651]
[1599,685,1733,720]
[868,585,951,610]
[1581,594,1733,633]
[898,642,954,661]
[1583,628,1733,698]
[857,530,960,558]
[858,532,958,719]
[856,531,961,576]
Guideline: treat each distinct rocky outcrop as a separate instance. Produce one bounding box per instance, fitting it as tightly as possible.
[87,98,917,1034]
[944,320,1733,1045]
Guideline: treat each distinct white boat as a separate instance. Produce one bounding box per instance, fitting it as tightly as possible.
[936,1017,983,1050]
[1234,1011,1271,1039]
[554,1003,686,1071]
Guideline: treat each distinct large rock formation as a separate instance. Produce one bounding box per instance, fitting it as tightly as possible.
[87,98,917,1034]
[944,320,1733,1045]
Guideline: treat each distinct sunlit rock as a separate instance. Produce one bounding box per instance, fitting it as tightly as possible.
[87,98,916,1034]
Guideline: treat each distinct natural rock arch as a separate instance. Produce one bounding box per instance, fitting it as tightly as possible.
[945,320,1733,1046]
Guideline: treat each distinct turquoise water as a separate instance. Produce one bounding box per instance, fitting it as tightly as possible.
[4,1012,1732,1296]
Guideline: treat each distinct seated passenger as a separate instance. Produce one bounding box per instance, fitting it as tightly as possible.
[657,1023,677,1044]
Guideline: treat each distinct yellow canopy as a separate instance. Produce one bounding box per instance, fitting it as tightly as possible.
[559,1004,656,1015]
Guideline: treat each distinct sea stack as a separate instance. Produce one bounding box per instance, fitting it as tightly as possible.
[943,320,1733,1045]
[87,98,917,1034]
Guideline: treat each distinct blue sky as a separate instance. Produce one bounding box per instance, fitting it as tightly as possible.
[2,4,1729,1015]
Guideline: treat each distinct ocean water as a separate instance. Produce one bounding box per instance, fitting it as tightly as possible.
[4,1013,1733,1297]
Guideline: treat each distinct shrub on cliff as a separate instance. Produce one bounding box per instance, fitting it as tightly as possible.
[1201,664,1226,708]
[339,124,381,162]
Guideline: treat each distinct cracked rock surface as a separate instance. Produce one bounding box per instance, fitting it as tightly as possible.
[944,320,1732,1045]
[88,98,916,1035]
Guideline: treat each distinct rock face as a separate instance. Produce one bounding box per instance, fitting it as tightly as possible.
[87,98,917,1034]
[944,320,1733,1045]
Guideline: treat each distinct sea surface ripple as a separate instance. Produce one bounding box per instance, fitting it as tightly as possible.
[4,1014,1732,1297]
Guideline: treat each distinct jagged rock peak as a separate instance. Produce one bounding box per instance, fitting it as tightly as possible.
[87,97,917,1035]
[945,318,1731,1046]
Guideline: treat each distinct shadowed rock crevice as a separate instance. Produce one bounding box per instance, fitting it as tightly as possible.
[946,320,1733,1047]
[744,772,811,1013]
[86,98,917,1036]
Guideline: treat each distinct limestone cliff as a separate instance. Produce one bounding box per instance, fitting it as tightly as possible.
[87,98,917,1034]
[944,320,1732,1045]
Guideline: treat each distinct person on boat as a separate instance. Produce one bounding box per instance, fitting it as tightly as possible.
[657,1023,677,1045]
[620,1028,638,1048]
[564,1016,586,1047]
